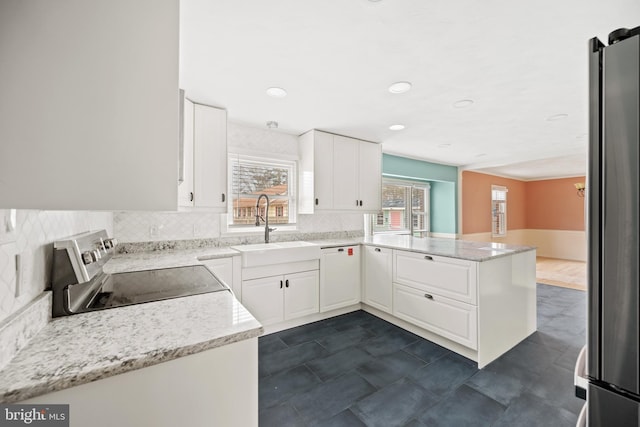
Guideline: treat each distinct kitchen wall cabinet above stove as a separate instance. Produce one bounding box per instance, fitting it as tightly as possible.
[178,101,227,211]
[298,130,381,214]
[0,0,180,210]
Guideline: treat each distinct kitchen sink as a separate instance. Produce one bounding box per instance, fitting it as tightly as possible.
[231,241,321,268]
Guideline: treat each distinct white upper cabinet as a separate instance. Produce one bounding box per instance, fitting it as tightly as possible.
[298,130,381,213]
[178,97,195,207]
[179,102,227,210]
[0,0,180,210]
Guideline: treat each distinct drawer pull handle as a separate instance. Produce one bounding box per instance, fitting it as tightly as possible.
[424,294,434,300]
[280,280,283,289]
[424,255,433,261]
[338,248,344,252]
[375,248,381,252]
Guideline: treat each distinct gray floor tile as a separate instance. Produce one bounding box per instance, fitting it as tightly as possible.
[417,384,506,427]
[492,391,577,427]
[289,372,376,424]
[260,341,328,377]
[309,409,366,427]
[278,322,340,346]
[351,378,439,427]
[465,367,530,406]
[528,363,586,415]
[260,365,323,409]
[500,338,563,375]
[411,353,478,395]
[555,345,584,371]
[259,403,305,427]
[259,333,288,355]
[306,347,374,381]
[360,328,420,356]
[402,339,448,364]
[356,350,426,388]
[316,325,375,353]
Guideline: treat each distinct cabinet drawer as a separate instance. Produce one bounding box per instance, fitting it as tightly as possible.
[393,250,477,304]
[393,283,478,350]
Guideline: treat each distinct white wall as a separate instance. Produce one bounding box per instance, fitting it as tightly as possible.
[0,210,113,323]
[114,122,365,243]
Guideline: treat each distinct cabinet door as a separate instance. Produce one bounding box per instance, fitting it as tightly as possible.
[194,104,227,210]
[363,246,393,313]
[178,98,195,207]
[320,247,361,312]
[313,131,335,210]
[284,270,319,320]
[393,283,478,349]
[394,250,477,304]
[332,136,360,211]
[242,276,284,326]
[358,141,382,212]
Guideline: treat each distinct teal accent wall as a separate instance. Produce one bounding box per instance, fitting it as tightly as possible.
[382,154,458,234]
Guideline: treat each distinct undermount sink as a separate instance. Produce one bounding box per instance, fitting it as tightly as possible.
[231,241,321,268]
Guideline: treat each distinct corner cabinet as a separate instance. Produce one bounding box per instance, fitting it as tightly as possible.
[298,130,381,214]
[0,0,179,210]
[178,101,227,211]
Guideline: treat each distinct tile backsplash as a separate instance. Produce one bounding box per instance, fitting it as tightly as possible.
[0,210,113,323]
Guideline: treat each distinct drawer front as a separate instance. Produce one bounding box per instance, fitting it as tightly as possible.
[394,250,477,304]
[393,283,478,349]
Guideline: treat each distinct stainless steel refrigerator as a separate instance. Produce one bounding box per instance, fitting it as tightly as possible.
[587,25,640,426]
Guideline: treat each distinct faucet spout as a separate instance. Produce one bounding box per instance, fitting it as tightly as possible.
[256,194,272,243]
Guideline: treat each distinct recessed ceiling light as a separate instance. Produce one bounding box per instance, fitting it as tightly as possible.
[388,81,412,94]
[453,99,474,108]
[476,153,487,157]
[266,87,287,98]
[546,113,568,121]
[266,121,278,129]
[389,124,405,131]
[437,143,451,148]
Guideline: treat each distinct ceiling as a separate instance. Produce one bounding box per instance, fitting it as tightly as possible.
[179,0,639,180]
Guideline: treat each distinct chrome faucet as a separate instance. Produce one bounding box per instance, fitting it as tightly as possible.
[255,194,276,243]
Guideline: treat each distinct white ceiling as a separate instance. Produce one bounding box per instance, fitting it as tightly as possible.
[179,0,639,180]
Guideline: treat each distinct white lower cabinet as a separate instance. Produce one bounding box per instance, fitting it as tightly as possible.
[242,270,319,326]
[320,246,361,312]
[363,246,393,313]
[393,283,478,349]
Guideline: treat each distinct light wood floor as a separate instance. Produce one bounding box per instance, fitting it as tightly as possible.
[536,256,587,291]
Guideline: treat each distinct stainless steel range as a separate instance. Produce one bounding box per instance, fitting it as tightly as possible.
[51,230,228,317]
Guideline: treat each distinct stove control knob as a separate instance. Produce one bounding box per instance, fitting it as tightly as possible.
[82,251,94,265]
[92,249,101,261]
[104,238,118,249]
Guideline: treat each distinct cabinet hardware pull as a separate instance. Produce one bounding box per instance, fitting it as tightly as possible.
[359,200,363,206]
[189,192,194,202]
[356,200,359,206]
[424,294,434,300]
[221,193,226,202]
[285,279,289,288]
[280,280,283,289]
[424,255,433,261]
[315,198,319,205]
[375,248,381,252]
[338,248,344,252]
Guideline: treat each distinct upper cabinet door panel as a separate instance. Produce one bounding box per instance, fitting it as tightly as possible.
[193,104,227,209]
[332,136,360,210]
[358,141,382,212]
[0,0,179,210]
[313,131,334,210]
[178,98,195,207]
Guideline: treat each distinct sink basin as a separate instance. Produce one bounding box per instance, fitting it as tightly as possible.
[231,241,321,268]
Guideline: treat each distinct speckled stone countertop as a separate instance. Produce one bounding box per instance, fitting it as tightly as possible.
[104,246,239,274]
[362,234,535,261]
[0,291,262,403]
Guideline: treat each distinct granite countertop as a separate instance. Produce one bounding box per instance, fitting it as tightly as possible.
[362,234,535,262]
[0,291,262,403]
[105,246,239,274]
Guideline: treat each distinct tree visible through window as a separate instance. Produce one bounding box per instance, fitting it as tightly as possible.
[491,185,508,237]
[228,155,296,227]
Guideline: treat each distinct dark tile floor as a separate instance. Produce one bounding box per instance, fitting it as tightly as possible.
[259,284,586,426]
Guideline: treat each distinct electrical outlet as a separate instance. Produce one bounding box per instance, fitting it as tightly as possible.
[14,252,30,298]
[149,225,159,238]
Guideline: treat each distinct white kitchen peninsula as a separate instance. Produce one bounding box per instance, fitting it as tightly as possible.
[361,234,537,369]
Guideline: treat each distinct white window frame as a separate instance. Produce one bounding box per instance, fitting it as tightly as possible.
[491,185,508,237]
[224,153,297,234]
[369,178,430,237]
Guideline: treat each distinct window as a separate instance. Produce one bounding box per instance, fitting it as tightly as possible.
[228,154,296,229]
[371,179,430,237]
[491,185,508,237]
